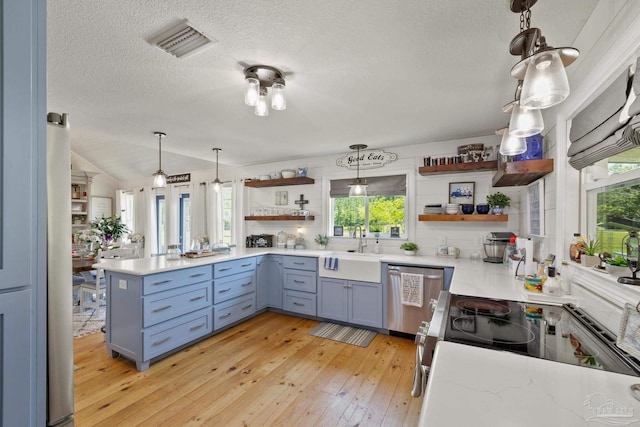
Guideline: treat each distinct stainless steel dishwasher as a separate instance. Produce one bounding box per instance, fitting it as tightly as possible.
[386,265,445,335]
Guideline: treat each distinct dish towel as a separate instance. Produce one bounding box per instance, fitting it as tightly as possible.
[401,273,424,307]
[324,257,339,271]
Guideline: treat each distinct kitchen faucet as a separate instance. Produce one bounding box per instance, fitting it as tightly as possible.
[355,225,367,253]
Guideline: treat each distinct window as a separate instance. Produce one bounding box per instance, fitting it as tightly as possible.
[179,193,191,252]
[585,147,640,256]
[221,184,233,245]
[330,175,407,238]
[119,191,134,236]
[156,195,165,254]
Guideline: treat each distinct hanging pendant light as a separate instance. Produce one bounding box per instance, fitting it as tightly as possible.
[212,147,222,192]
[271,78,286,110]
[498,127,527,156]
[243,65,287,116]
[255,87,269,117]
[152,131,167,188]
[348,144,368,197]
[504,80,544,137]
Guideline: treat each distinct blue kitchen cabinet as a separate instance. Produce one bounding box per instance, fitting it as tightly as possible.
[319,278,383,328]
[256,255,283,310]
[282,255,318,316]
[213,258,257,330]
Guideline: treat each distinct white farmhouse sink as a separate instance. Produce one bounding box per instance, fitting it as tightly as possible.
[318,252,382,283]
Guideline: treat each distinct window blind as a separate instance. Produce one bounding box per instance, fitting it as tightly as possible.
[330,174,406,197]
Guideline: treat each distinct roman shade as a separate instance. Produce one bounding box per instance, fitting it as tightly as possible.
[330,174,406,198]
[568,57,640,169]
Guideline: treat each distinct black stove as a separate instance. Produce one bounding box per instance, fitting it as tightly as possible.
[441,293,640,376]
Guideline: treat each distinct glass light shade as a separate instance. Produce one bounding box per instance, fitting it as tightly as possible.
[520,50,570,109]
[153,171,167,187]
[499,131,527,156]
[244,77,259,106]
[509,103,544,137]
[271,82,286,110]
[348,180,368,197]
[255,93,269,116]
[212,180,222,193]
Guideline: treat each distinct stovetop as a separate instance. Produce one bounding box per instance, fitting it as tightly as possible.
[442,294,640,376]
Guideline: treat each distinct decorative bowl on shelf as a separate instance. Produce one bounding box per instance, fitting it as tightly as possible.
[476,204,490,214]
[259,174,271,181]
[461,204,474,214]
[281,169,296,178]
[270,171,282,179]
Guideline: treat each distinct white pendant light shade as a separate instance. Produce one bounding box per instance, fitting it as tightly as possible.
[271,81,286,110]
[244,76,259,106]
[348,180,367,197]
[520,50,570,109]
[212,180,222,193]
[499,130,527,156]
[255,90,269,116]
[509,102,544,137]
[153,171,167,188]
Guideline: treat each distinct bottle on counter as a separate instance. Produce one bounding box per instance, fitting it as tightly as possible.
[569,233,581,262]
[542,266,562,296]
[373,238,380,254]
[558,261,572,295]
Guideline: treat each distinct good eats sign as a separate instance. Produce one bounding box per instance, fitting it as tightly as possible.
[336,149,397,170]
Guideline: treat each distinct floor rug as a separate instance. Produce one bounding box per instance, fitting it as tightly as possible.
[308,322,377,347]
[73,306,105,338]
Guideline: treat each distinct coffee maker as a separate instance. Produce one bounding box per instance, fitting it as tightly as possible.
[245,234,274,248]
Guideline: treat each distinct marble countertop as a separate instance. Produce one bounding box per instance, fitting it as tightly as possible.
[418,341,640,426]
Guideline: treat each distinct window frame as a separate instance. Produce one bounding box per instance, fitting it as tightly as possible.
[155,194,165,254]
[179,193,190,252]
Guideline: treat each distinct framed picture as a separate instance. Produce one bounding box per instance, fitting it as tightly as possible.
[390,226,400,237]
[333,226,343,237]
[275,191,288,206]
[91,196,112,220]
[617,304,640,359]
[449,181,475,204]
[527,179,545,236]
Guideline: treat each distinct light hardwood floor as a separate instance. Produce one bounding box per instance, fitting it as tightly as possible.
[73,312,423,426]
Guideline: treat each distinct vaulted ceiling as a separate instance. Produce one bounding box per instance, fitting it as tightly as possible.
[47,0,599,182]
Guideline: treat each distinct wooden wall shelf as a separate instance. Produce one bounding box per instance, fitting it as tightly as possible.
[244,177,315,187]
[244,215,315,221]
[492,158,553,187]
[418,161,497,176]
[418,214,508,222]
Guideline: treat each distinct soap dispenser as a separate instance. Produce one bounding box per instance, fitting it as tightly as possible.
[373,238,380,254]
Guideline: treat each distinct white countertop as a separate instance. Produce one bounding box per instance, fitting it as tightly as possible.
[419,341,640,427]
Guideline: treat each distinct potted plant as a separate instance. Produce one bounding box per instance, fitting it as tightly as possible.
[400,242,419,255]
[604,254,629,277]
[486,192,511,215]
[314,234,329,250]
[91,214,130,249]
[580,236,600,267]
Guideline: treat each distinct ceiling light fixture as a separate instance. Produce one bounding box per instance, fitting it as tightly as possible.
[212,147,222,192]
[153,131,167,187]
[497,127,527,156]
[348,144,368,197]
[508,0,579,109]
[504,80,544,137]
[243,65,286,116]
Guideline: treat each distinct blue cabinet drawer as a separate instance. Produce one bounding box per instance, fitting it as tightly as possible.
[143,266,212,295]
[284,270,317,293]
[213,271,255,304]
[213,294,256,330]
[283,256,317,271]
[143,307,212,360]
[283,290,317,316]
[213,258,256,278]
[143,282,211,328]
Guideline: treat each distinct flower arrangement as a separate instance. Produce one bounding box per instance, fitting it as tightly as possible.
[314,234,329,245]
[129,232,144,243]
[77,228,103,244]
[90,215,130,248]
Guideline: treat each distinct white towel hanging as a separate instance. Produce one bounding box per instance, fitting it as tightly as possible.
[401,272,424,307]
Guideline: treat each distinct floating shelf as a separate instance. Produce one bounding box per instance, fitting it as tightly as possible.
[244,215,315,221]
[418,214,508,222]
[418,161,497,176]
[244,177,315,187]
[492,158,553,187]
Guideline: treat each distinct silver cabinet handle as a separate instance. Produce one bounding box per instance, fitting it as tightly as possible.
[294,280,305,284]
[219,312,232,319]
[241,263,252,267]
[190,323,205,331]
[241,281,252,287]
[152,305,172,312]
[218,267,232,272]
[293,302,304,306]
[242,304,253,310]
[153,337,170,346]
[218,288,232,293]
[190,295,205,302]
[294,262,304,265]
[152,279,172,286]
[190,273,206,278]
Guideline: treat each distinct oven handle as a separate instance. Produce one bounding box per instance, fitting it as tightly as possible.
[427,290,451,340]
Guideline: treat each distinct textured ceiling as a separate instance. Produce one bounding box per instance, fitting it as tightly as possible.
[47,0,599,182]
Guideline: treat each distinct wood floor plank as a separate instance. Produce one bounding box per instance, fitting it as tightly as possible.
[73,312,422,426]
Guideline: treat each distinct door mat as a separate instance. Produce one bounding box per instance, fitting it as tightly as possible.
[73,306,105,338]
[308,322,377,347]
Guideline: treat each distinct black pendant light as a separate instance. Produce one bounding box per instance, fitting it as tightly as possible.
[348,144,368,197]
[212,148,222,192]
[152,131,167,187]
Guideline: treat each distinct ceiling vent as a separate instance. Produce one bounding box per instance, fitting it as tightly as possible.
[149,19,216,59]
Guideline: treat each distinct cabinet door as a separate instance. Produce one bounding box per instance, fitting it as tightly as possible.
[256,256,269,310]
[256,255,283,309]
[318,278,348,322]
[349,281,383,328]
